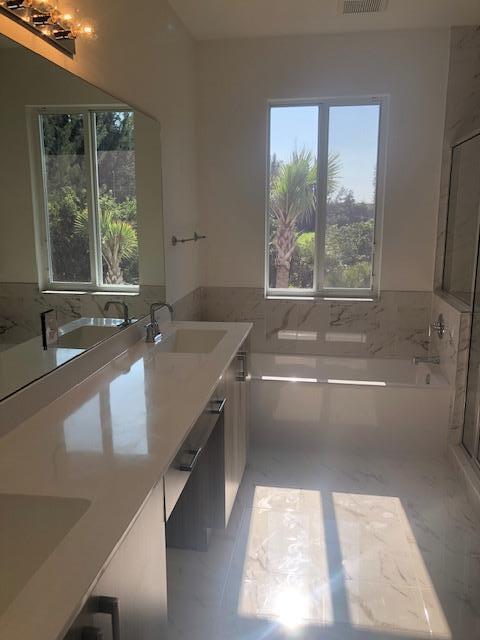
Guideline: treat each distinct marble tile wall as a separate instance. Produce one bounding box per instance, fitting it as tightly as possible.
[0,281,205,349]
[434,26,480,290]
[201,287,432,359]
[173,287,203,322]
[429,293,471,444]
[0,282,433,359]
[0,282,166,347]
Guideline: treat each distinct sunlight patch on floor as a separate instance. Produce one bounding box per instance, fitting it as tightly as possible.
[237,486,451,638]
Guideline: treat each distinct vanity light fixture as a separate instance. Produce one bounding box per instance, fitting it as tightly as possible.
[0,0,96,56]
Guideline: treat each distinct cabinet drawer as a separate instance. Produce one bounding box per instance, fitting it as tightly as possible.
[164,395,225,521]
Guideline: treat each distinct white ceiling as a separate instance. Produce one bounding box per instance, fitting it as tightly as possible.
[169,0,480,40]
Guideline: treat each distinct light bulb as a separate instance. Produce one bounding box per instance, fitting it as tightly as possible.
[77,20,96,39]
[33,0,52,12]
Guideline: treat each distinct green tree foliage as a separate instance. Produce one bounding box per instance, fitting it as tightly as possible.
[288,232,315,288]
[269,149,340,288]
[327,187,374,225]
[96,111,136,203]
[48,186,90,281]
[289,217,374,290]
[324,219,374,288]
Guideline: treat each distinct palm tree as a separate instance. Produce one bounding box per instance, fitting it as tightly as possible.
[269,149,341,288]
[75,192,138,284]
[100,203,138,284]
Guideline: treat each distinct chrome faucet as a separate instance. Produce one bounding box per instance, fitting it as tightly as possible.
[104,301,132,328]
[145,302,174,343]
[413,355,440,365]
[431,313,446,340]
[151,302,174,322]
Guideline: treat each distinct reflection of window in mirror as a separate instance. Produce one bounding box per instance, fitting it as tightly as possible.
[30,108,139,291]
[442,133,480,307]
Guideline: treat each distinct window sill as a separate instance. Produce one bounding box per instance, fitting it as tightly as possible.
[265,294,378,303]
[41,289,140,297]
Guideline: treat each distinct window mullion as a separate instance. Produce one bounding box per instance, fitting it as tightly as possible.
[36,113,55,287]
[371,97,386,295]
[85,111,101,287]
[315,103,329,292]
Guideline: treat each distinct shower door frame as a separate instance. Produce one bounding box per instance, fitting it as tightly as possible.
[441,131,480,308]
[452,130,480,466]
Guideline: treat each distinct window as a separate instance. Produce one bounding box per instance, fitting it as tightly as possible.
[33,108,139,290]
[266,98,385,297]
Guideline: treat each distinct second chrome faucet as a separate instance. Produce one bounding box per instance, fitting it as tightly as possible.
[145,302,174,343]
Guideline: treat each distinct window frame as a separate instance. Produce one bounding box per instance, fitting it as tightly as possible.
[264,96,388,300]
[28,104,139,293]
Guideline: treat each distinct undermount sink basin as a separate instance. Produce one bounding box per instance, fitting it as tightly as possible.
[158,329,227,353]
[0,494,90,615]
[57,325,122,349]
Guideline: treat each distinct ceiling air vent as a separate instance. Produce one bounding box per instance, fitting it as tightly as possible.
[340,0,388,14]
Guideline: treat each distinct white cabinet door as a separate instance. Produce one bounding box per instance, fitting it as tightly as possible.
[64,481,167,640]
[222,348,249,527]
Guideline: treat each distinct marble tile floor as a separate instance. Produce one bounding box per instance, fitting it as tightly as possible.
[166,446,480,640]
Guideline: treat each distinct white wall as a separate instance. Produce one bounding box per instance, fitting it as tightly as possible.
[197,29,450,291]
[0,0,201,303]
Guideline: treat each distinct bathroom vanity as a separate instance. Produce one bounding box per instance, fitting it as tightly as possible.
[0,320,251,640]
[0,34,251,640]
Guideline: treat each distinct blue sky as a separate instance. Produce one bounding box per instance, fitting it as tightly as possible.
[270,104,379,203]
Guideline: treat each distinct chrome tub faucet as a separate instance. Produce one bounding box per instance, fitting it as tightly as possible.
[431,313,446,339]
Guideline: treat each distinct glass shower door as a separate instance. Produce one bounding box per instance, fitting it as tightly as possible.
[463,287,480,456]
[457,134,480,459]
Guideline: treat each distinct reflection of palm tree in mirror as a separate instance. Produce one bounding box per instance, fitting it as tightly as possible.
[269,149,341,288]
[74,193,138,285]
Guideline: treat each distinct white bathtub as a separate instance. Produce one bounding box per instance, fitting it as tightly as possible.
[250,354,451,458]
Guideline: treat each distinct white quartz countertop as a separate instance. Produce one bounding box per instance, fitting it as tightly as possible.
[0,320,251,640]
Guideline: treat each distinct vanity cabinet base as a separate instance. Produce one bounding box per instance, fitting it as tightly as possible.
[166,347,250,549]
[64,481,167,640]
[215,349,249,529]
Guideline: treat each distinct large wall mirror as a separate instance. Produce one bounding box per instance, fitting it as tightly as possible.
[442,132,480,307]
[0,34,165,400]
